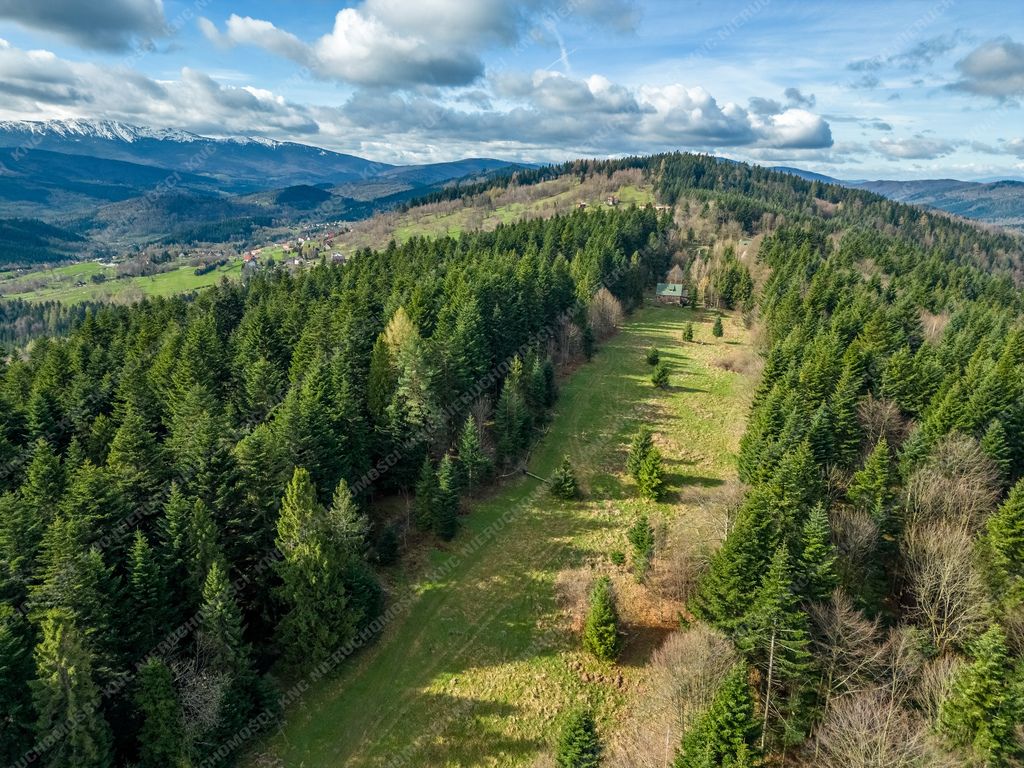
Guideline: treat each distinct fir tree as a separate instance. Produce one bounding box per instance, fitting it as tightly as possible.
[712,315,724,338]
[133,658,185,768]
[31,609,114,768]
[550,456,580,500]
[434,454,460,541]
[683,322,694,342]
[981,419,1012,485]
[186,498,220,596]
[555,708,603,768]
[583,577,619,661]
[939,625,1024,766]
[675,663,759,768]
[105,405,166,513]
[646,347,660,366]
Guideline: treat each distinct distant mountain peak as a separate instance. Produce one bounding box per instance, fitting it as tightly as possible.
[0,118,205,144]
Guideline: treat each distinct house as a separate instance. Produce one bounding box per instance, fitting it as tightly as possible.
[655,204,672,214]
[656,282,688,305]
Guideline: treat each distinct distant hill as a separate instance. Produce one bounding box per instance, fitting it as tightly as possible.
[0,120,528,247]
[771,166,1024,230]
[0,218,88,267]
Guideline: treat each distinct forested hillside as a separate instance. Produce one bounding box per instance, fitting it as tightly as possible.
[0,197,669,767]
[1,153,1023,768]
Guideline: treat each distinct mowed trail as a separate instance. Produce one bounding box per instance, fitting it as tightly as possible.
[249,303,755,768]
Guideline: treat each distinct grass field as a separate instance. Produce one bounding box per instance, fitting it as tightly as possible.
[248,302,755,768]
[3,259,243,303]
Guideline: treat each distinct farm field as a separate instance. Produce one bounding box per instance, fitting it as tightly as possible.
[2,259,243,304]
[248,302,755,767]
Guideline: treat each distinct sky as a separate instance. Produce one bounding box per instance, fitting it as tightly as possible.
[0,0,1021,179]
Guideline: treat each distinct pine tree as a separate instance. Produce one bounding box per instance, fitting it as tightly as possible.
[274,468,355,663]
[651,361,670,389]
[712,316,724,338]
[31,609,114,768]
[414,456,439,531]
[583,577,619,661]
[675,663,759,768]
[456,414,490,492]
[555,708,603,768]
[939,625,1023,766]
[550,456,580,500]
[435,454,460,541]
[133,658,186,768]
[635,447,665,500]
[797,504,838,602]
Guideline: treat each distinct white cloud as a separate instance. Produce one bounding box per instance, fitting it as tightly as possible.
[872,136,957,160]
[950,37,1024,97]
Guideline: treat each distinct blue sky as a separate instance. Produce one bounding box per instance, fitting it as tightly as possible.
[0,0,1021,178]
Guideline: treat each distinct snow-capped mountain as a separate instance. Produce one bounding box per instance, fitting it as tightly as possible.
[0,119,390,189]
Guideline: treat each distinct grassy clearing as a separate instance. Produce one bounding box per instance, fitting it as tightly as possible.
[248,303,754,768]
[4,259,243,304]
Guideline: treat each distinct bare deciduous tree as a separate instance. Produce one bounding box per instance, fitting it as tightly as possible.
[809,590,887,707]
[904,433,1000,534]
[902,520,990,651]
[857,395,910,449]
[588,287,624,340]
[608,624,736,768]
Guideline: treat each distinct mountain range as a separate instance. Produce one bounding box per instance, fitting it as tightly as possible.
[0,120,1020,264]
[772,166,1024,230]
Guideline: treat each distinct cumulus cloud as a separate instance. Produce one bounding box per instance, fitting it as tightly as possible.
[0,39,832,162]
[199,0,639,89]
[872,135,957,160]
[0,0,165,51]
[784,87,815,108]
[950,36,1024,97]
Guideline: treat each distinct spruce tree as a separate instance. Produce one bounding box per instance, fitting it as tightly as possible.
[986,479,1024,595]
[133,658,185,768]
[651,361,670,389]
[456,414,490,492]
[555,708,603,768]
[627,514,655,582]
[414,456,439,531]
[105,405,166,513]
[846,438,893,524]
[675,663,759,768]
[0,602,34,764]
[31,609,114,768]
[712,315,724,338]
[635,447,665,500]
[186,498,220,597]
[797,504,838,602]
[981,419,1012,485]
[626,426,655,478]
[939,625,1023,766]
[583,577,619,661]
[646,347,660,365]
[274,468,355,663]
[683,322,694,342]
[128,530,168,657]
[434,454,460,541]
[550,456,580,500]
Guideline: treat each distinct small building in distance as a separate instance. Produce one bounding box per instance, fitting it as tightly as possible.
[656,282,687,305]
